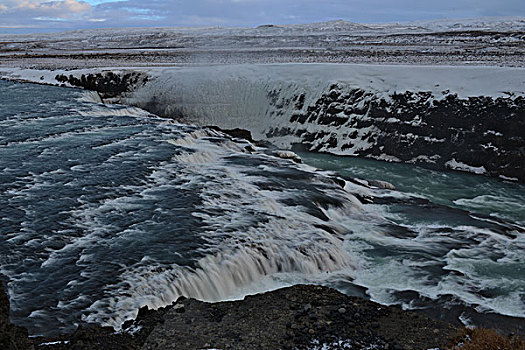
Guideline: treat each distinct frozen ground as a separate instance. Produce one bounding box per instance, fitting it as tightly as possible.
[0,17,524,69]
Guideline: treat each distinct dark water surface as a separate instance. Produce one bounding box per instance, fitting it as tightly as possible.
[0,80,523,336]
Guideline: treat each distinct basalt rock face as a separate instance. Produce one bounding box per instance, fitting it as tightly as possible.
[52,69,524,182]
[55,72,149,100]
[279,84,525,181]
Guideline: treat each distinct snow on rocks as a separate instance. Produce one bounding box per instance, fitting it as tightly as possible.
[445,159,487,175]
[1,63,524,182]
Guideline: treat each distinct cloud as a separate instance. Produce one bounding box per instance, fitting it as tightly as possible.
[2,0,91,13]
[0,0,95,30]
[1,0,525,33]
[0,0,92,18]
[84,0,124,4]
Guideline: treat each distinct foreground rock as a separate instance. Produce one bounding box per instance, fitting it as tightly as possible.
[0,283,33,350]
[2,284,462,349]
[138,285,459,350]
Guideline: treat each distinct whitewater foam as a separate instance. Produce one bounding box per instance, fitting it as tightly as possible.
[81,128,371,328]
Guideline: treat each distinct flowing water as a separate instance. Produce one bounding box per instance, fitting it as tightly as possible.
[298,152,525,328]
[299,152,525,226]
[0,80,523,336]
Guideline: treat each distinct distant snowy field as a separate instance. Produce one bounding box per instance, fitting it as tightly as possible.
[0,17,524,68]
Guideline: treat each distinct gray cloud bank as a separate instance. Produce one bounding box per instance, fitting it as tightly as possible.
[1,0,524,33]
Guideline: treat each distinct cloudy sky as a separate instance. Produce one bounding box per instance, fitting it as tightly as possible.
[0,0,524,33]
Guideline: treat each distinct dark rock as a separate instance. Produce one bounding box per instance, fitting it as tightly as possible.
[55,71,148,100]
[0,282,33,350]
[139,284,458,349]
[269,86,525,182]
[4,283,461,350]
[206,126,254,142]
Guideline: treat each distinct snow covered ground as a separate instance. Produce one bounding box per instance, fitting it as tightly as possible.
[0,17,524,68]
[1,17,524,180]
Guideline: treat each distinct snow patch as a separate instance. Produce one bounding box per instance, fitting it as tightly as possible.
[445,159,487,175]
[39,341,70,346]
[407,155,440,164]
[369,154,402,163]
[499,175,519,182]
[274,150,302,163]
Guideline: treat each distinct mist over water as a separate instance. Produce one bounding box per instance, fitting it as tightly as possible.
[0,80,523,336]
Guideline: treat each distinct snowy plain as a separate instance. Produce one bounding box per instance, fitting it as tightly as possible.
[1,17,525,68]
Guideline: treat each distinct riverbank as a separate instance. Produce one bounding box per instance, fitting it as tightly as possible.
[2,64,525,183]
[2,284,465,349]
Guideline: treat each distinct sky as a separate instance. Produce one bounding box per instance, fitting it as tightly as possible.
[0,0,524,33]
